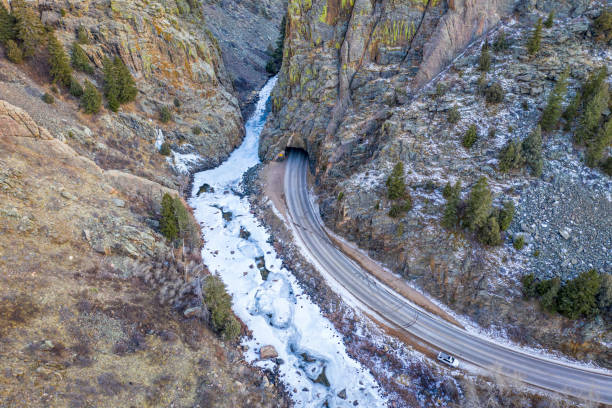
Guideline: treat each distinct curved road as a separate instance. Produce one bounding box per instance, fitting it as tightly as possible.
[283,150,612,404]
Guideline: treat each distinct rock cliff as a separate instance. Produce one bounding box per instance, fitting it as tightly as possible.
[260,0,612,366]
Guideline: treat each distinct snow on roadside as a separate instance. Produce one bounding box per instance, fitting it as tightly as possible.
[189,76,386,407]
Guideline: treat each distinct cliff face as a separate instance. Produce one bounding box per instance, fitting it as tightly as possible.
[201,0,288,114]
[38,0,244,170]
[260,0,612,366]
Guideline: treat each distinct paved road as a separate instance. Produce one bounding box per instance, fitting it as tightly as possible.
[283,150,612,404]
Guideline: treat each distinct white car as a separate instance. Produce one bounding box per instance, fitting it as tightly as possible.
[437,351,459,367]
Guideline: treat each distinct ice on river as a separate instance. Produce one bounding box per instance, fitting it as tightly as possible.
[189,77,386,407]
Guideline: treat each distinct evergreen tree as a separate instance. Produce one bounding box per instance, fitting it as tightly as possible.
[498,139,523,172]
[204,274,240,340]
[465,177,492,231]
[12,0,45,58]
[478,215,501,246]
[47,33,72,87]
[592,8,612,44]
[80,80,101,114]
[540,69,569,132]
[522,125,543,176]
[160,193,178,241]
[581,66,607,105]
[544,11,554,28]
[563,91,581,130]
[478,39,491,72]
[5,39,22,63]
[76,26,89,45]
[586,116,612,167]
[493,29,509,53]
[114,56,137,103]
[69,77,83,97]
[575,78,609,146]
[386,161,406,200]
[0,4,16,44]
[498,201,514,231]
[103,56,137,111]
[521,273,537,299]
[71,42,93,74]
[103,57,120,111]
[526,17,543,56]
[557,269,602,319]
[441,180,461,229]
[462,124,478,149]
[538,277,561,313]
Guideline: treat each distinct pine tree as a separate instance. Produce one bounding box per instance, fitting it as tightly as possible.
[465,177,492,231]
[493,29,509,53]
[69,77,83,97]
[586,116,612,167]
[462,124,478,149]
[47,33,72,87]
[498,201,514,231]
[544,11,554,28]
[71,42,93,74]
[540,69,569,132]
[563,91,581,130]
[114,56,137,103]
[478,39,491,72]
[12,0,45,58]
[386,161,406,200]
[441,180,461,229]
[522,125,543,176]
[160,193,178,241]
[478,215,501,246]
[80,80,101,114]
[526,17,543,56]
[498,139,523,172]
[103,56,137,111]
[5,39,22,63]
[103,57,120,111]
[575,79,609,146]
[557,269,602,319]
[0,4,16,44]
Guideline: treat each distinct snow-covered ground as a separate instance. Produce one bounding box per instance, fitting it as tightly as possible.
[189,77,386,407]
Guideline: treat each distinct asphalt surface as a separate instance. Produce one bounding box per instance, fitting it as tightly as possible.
[283,150,612,404]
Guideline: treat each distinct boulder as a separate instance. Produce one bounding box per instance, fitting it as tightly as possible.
[259,345,278,360]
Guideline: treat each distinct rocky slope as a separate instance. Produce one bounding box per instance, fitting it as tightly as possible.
[260,0,611,367]
[0,100,286,407]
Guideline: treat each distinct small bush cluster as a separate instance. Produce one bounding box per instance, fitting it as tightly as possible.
[522,270,611,319]
[513,235,525,250]
[159,193,201,251]
[385,162,412,218]
[159,106,172,123]
[447,105,460,124]
[42,92,54,104]
[483,82,505,104]
[159,142,171,156]
[192,126,202,135]
[498,125,543,176]
[441,177,514,246]
[103,56,137,112]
